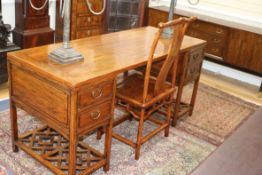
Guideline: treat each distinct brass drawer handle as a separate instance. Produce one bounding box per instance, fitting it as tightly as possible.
[91,110,101,120]
[193,53,200,60]
[91,88,103,98]
[211,48,219,53]
[216,28,223,34]
[213,38,221,43]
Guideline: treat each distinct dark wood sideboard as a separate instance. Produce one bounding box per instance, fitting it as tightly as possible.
[0,46,20,84]
[147,6,262,75]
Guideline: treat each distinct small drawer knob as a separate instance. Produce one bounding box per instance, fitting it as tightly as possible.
[87,17,91,23]
[91,110,101,120]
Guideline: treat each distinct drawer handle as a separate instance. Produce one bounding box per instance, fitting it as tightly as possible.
[216,28,223,34]
[92,88,103,98]
[211,48,219,53]
[193,53,200,60]
[213,38,221,43]
[91,110,101,120]
[193,23,200,28]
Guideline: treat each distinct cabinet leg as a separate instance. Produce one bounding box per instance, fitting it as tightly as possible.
[10,100,18,152]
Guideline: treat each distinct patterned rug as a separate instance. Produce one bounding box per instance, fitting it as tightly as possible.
[0,83,258,175]
[177,83,258,145]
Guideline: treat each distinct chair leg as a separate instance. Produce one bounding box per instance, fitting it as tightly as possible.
[135,109,145,160]
[173,84,184,126]
[165,97,173,137]
[189,76,200,116]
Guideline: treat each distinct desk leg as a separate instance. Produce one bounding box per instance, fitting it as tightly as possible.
[189,76,200,116]
[69,93,77,175]
[10,100,18,152]
[104,79,116,171]
[173,53,188,127]
[104,118,113,171]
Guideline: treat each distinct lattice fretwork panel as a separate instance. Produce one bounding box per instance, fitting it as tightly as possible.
[19,126,104,174]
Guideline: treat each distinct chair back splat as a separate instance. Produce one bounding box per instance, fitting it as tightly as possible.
[143,17,196,102]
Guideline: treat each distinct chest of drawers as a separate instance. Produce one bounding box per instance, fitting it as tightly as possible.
[56,0,106,41]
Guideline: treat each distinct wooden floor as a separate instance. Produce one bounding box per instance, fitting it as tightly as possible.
[0,71,261,105]
[200,70,262,105]
[0,82,8,100]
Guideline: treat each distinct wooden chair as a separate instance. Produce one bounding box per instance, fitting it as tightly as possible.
[112,17,194,160]
[138,17,202,126]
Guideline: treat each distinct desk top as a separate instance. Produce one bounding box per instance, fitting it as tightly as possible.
[8,26,206,88]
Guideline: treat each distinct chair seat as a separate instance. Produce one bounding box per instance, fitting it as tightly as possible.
[116,73,173,108]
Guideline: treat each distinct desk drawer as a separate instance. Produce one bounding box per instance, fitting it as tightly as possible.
[78,80,114,108]
[79,101,111,129]
[190,21,228,38]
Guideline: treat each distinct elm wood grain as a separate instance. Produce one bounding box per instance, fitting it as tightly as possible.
[113,18,195,160]
[8,27,205,89]
[8,27,205,174]
[13,0,54,48]
[8,64,115,174]
[225,29,262,73]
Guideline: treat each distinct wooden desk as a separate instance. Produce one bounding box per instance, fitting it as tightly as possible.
[8,26,206,175]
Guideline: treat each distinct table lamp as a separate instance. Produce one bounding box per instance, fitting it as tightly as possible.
[162,0,177,38]
[49,0,84,64]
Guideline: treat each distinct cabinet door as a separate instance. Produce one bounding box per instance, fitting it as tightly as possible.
[225,29,262,73]
[148,8,168,27]
[107,0,149,32]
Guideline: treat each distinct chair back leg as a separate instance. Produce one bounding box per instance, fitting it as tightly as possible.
[135,109,145,160]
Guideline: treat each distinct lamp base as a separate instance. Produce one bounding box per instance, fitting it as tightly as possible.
[162,27,173,38]
[48,47,84,64]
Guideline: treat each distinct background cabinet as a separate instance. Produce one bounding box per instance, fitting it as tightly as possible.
[13,0,54,48]
[55,0,149,41]
[55,0,106,41]
[147,6,262,75]
[106,0,149,32]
